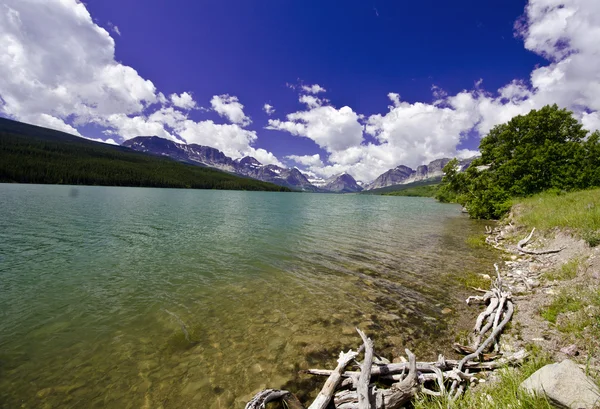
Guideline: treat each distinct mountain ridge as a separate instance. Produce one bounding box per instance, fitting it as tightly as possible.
[122,135,477,193]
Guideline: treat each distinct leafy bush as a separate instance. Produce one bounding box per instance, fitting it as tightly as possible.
[436,105,600,219]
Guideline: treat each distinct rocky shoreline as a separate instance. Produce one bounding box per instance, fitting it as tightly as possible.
[482,214,600,408]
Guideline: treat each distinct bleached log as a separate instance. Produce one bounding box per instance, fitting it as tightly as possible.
[458,300,514,372]
[356,329,374,409]
[474,297,499,333]
[334,349,419,409]
[517,227,564,255]
[307,349,358,409]
[304,349,528,380]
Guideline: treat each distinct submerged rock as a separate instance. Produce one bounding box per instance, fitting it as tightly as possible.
[520,359,600,408]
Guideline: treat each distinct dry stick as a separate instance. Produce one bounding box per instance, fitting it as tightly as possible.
[458,300,514,373]
[356,328,374,409]
[307,349,358,409]
[245,389,291,409]
[303,349,529,378]
[334,349,419,409]
[474,296,499,333]
[517,227,564,255]
[418,363,445,396]
[492,295,508,352]
[473,313,495,350]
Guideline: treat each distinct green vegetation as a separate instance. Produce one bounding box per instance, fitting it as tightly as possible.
[363,178,441,195]
[512,188,600,246]
[437,105,600,219]
[540,289,585,324]
[544,258,583,281]
[413,347,553,409]
[382,184,439,197]
[442,269,491,290]
[465,233,487,249]
[539,283,600,358]
[0,118,290,192]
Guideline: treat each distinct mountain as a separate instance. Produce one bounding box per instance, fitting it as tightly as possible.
[323,173,363,193]
[0,117,290,192]
[123,136,321,192]
[123,136,237,172]
[365,157,476,190]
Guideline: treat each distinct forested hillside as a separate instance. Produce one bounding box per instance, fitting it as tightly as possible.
[0,118,290,192]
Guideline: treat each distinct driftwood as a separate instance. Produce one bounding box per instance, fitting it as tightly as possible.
[245,244,524,408]
[245,389,290,409]
[517,227,564,255]
[307,349,359,409]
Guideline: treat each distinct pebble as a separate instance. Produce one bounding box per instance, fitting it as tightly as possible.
[560,344,578,356]
[441,308,452,314]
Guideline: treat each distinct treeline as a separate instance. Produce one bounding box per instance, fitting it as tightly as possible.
[437,104,600,219]
[0,118,290,192]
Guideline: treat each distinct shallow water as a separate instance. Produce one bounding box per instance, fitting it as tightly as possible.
[0,184,496,408]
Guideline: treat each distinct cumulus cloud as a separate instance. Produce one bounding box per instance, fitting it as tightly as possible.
[286,154,324,167]
[210,94,251,126]
[301,84,327,94]
[267,98,363,152]
[170,92,197,110]
[268,0,600,182]
[0,0,281,165]
[0,0,158,128]
[263,103,275,115]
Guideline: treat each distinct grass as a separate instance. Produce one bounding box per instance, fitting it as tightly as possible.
[540,288,585,324]
[543,258,583,281]
[466,234,487,249]
[443,269,492,290]
[540,285,600,335]
[512,188,600,246]
[413,347,553,409]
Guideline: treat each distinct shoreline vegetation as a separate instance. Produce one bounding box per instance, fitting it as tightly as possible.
[0,117,290,192]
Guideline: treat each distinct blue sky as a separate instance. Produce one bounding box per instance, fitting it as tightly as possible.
[1,0,599,182]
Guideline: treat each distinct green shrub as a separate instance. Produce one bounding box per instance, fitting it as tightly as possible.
[437,105,600,219]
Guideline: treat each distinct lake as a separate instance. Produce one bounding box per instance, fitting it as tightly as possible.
[0,184,497,408]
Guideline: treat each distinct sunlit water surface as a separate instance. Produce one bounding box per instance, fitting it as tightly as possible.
[0,184,497,408]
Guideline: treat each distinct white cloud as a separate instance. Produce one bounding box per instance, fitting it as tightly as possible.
[286,154,324,167]
[0,0,282,166]
[0,0,157,129]
[269,0,600,182]
[4,0,600,185]
[263,103,275,115]
[246,148,283,166]
[388,93,401,108]
[267,104,363,152]
[108,22,121,36]
[210,94,251,126]
[301,84,326,94]
[170,92,197,110]
[83,136,118,145]
[99,113,177,141]
[24,113,83,136]
[177,120,256,157]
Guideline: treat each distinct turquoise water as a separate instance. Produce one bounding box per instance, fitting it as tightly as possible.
[0,184,496,408]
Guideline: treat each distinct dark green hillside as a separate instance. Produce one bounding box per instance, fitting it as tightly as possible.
[0,117,290,192]
[362,178,442,196]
